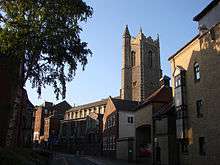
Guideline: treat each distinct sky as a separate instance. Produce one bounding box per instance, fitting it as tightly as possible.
[26,0,211,106]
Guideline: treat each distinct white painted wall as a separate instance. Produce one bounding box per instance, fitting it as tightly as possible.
[118,111,135,138]
[117,111,136,161]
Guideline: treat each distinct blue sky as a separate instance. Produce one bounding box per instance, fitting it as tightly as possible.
[26,0,210,106]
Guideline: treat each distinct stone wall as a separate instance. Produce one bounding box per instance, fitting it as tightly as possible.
[169,23,220,165]
[121,27,161,102]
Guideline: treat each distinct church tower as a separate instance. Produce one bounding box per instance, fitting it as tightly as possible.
[121,26,162,102]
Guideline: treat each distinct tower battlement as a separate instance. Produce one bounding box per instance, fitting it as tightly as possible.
[121,25,162,101]
[131,32,159,48]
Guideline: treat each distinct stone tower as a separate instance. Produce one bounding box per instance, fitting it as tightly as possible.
[121,25,162,102]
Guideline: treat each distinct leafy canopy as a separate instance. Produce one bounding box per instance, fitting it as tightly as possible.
[0,0,93,99]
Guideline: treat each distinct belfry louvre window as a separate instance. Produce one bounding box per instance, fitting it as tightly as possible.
[194,62,200,81]
[131,51,136,67]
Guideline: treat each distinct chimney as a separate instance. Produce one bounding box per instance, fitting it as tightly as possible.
[43,101,53,108]
[160,75,170,87]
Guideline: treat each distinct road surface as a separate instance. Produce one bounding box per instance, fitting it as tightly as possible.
[50,153,96,165]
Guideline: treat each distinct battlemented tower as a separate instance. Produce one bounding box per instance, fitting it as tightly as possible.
[121,25,162,102]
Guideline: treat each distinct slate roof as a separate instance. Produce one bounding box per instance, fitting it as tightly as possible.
[66,98,108,112]
[137,86,172,110]
[153,101,175,118]
[111,98,140,111]
[193,0,220,21]
[52,101,71,111]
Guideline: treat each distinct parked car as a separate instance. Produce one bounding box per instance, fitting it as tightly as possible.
[139,144,152,157]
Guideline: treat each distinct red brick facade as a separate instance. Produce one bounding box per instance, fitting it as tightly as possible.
[33,102,53,142]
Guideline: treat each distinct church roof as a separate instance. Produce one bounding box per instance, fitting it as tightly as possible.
[193,0,219,21]
[111,98,139,111]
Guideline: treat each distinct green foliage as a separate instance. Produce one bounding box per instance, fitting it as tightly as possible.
[0,0,93,99]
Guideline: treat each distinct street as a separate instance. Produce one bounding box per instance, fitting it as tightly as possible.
[50,153,96,165]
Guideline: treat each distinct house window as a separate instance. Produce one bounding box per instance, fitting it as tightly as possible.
[128,116,133,123]
[45,108,48,114]
[175,74,181,88]
[194,62,200,81]
[196,100,203,118]
[131,51,136,67]
[199,137,206,155]
[149,51,153,68]
[105,122,107,129]
[113,135,116,148]
[87,109,90,115]
[106,120,109,129]
[109,117,112,128]
[112,115,115,126]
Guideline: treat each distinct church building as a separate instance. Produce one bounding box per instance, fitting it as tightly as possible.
[121,26,162,102]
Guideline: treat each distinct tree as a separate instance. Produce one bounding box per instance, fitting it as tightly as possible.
[0,0,93,99]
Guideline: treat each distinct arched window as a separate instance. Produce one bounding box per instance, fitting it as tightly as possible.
[148,51,153,68]
[194,62,200,81]
[131,51,136,67]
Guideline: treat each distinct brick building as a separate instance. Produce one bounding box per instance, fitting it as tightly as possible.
[59,118,87,153]
[59,99,107,154]
[134,76,173,164]
[152,100,177,165]
[103,97,139,159]
[64,99,107,120]
[33,101,71,143]
[168,1,220,164]
[33,101,53,143]
[44,101,71,144]
[44,116,60,145]
[84,112,104,156]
